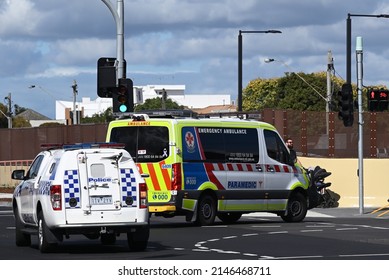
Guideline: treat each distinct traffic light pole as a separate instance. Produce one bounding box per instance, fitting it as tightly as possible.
[356,36,364,215]
[101,0,125,81]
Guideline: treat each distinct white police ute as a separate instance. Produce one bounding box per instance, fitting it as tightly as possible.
[11,143,149,253]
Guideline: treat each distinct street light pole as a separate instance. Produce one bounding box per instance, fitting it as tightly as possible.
[345,13,389,213]
[101,0,125,81]
[346,13,389,85]
[238,30,281,112]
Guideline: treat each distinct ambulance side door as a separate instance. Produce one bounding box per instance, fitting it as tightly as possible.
[262,129,294,209]
[224,127,266,211]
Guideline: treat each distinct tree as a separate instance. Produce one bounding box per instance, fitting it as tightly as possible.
[0,103,10,128]
[12,116,31,128]
[81,107,114,124]
[134,97,184,112]
[242,71,346,111]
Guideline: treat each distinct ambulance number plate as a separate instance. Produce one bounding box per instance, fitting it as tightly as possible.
[90,195,112,205]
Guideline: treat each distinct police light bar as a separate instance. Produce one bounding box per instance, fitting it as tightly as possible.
[41,143,125,151]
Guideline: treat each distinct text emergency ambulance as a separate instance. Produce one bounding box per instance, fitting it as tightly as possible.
[106,113,327,226]
[12,143,149,253]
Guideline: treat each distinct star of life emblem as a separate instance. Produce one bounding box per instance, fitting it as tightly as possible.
[185,131,195,153]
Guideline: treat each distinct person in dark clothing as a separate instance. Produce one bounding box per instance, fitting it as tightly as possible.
[285,137,297,164]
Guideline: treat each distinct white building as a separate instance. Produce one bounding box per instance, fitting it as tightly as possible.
[55,85,233,121]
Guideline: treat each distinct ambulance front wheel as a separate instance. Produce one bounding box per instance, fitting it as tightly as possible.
[196,194,216,226]
[281,192,307,223]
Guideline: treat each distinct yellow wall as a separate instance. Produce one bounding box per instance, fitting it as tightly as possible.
[300,157,389,208]
[1,158,389,208]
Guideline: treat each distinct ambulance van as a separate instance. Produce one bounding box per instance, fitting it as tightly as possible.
[106,113,319,226]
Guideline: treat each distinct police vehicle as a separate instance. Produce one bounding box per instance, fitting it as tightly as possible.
[106,111,330,226]
[12,143,149,253]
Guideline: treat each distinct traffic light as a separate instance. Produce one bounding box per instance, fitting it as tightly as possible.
[338,83,354,127]
[379,90,389,111]
[112,78,134,114]
[97,57,126,97]
[368,88,389,111]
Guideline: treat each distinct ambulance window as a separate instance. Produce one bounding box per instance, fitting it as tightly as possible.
[110,126,169,163]
[196,127,225,162]
[264,130,291,165]
[224,128,259,163]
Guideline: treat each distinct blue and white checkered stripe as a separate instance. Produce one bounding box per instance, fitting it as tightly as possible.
[64,169,81,208]
[120,168,137,207]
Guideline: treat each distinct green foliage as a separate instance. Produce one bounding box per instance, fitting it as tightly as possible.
[81,107,114,124]
[242,71,346,111]
[12,116,32,128]
[39,122,65,127]
[134,97,184,112]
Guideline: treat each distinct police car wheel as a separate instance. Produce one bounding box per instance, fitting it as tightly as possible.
[197,194,216,226]
[281,192,307,223]
[38,212,55,253]
[127,226,149,251]
[14,206,31,247]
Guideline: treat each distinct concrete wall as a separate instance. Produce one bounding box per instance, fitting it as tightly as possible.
[2,157,389,208]
[300,157,389,208]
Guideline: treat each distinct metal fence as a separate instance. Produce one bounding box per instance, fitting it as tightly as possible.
[0,123,108,161]
[0,110,388,161]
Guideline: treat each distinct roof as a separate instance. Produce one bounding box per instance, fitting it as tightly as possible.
[16,109,51,120]
[192,104,237,115]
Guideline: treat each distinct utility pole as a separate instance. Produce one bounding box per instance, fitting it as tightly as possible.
[4,93,12,128]
[326,51,333,134]
[72,80,78,125]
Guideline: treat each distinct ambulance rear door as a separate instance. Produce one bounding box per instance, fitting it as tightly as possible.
[107,121,173,207]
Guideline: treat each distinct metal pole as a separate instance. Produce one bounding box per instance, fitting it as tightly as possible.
[346,15,352,84]
[72,80,78,125]
[356,36,364,214]
[326,51,333,134]
[101,0,125,81]
[238,31,243,111]
[117,0,125,80]
[237,30,281,112]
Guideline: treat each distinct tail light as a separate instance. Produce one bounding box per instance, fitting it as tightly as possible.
[171,163,182,191]
[139,182,148,209]
[50,185,62,211]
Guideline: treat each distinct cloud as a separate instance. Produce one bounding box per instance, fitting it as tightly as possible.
[1,0,389,119]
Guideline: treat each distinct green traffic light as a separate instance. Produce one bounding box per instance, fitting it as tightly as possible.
[119,104,127,112]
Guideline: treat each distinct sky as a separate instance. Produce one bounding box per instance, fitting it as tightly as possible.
[1,0,389,119]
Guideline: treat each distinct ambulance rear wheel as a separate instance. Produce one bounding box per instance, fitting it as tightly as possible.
[217,212,242,224]
[281,192,307,222]
[197,194,216,226]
